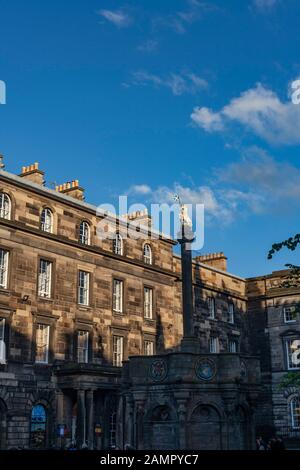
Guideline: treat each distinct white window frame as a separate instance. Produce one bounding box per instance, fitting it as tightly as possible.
[113,279,123,313]
[113,335,123,367]
[144,287,153,320]
[0,318,6,364]
[290,397,300,429]
[0,193,11,220]
[0,249,9,289]
[208,297,215,319]
[284,306,297,324]
[78,271,90,306]
[79,221,90,245]
[229,340,237,353]
[144,340,154,356]
[77,330,89,363]
[38,259,52,298]
[228,303,234,324]
[285,338,300,370]
[41,208,53,233]
[209,336,218,353]
[113,233,123,255]
[143,244,152,265]
[35,324,50,364]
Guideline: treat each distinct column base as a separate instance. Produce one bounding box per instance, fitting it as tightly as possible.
[180,337,200,354]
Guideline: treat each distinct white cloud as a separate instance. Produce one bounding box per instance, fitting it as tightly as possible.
[126,151,300,225]
[129,70,208,96]
[219,147,300,204]
[253,0,278,11]
[191,106,224,131]
[127,184,152,195]
[153,1,217,34]
[98,9,132,28]
[191,82,300,145]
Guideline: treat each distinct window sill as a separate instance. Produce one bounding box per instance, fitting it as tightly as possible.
[78,305,92,311]
[144,317,156,323]
[0,289,11,296]
[38,296,54,302]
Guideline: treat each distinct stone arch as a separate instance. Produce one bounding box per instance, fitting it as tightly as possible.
[29,397,53,449]
[144,403,178,450]
[0,398,7,449]
[188,403,222,450]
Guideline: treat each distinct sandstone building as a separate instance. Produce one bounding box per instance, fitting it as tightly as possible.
[0,161,299,449]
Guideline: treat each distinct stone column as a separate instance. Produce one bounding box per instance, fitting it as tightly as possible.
[135,401,145,450]
[125,395,134,448]
[77,389,86,448]
[56,390,64,448]
[86,390,94,449]
[177,400,187,450]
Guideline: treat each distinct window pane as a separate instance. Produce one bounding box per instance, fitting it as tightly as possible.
[30,405,47,449]
[0,318,6,364]
[79,222,90,245]
[284,306,296,323]
[113,335,123,367]
[78,271,90,305]
[35,324,50,363]
[143,244,152,265]
[113,280,123,313]
[291,398,300,429]
[0,193,11,220]
[209,337,218,353]
[41,208,53,233]
[38,260,52,298]
[144,287,153,319]
[113,234,123,255]
[208,297,215,319]
[144,340,154,356]
[228,304,234,324]
[77,330,89,363]
[286,339,300,370]
[229,340,237,353]
[0,249,9,289]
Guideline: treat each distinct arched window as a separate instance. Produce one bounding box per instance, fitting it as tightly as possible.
[113,233,123,255]
[30,404,47,449]
[0,193,11,220]
[290,397,300,429]
[40,208,53,233]
[79,221,90,245]
[143,244,152,265]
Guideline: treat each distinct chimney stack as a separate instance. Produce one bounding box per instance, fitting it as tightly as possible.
[55,180,84,201]
[194,252,227,272]
[0,154,5,170]
[19,162,45,185]
[121,209,152,228]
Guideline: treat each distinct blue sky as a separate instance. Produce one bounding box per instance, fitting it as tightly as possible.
[0,0,300,277]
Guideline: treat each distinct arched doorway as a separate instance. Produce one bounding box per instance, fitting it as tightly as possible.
[30,404,47,449]
[0,399,7,449]
[144,405,178,450]
[188,404,222,450]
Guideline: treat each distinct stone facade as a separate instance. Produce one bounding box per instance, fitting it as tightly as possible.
[0,162,299,449]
